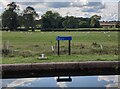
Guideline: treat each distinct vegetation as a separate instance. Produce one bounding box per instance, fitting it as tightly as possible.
[1,2,104,31]
[2,55,118,64]
[1,2,119,64]
[2,2,18,31]
[1,2,39,31]
[90,15,101,28]
[1,31,119,64]
[1,2,119,31]
[32,11,102,29]
[22,6,39,31]
[62,16,79,28]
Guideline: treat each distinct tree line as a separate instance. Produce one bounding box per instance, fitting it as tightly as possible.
[1,2,119,31]
[2,2,39,31]
[41,11,101,30]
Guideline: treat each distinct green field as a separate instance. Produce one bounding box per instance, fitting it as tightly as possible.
[1,31,119,64]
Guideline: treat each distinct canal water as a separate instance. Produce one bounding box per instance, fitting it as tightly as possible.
[1,75,119,88]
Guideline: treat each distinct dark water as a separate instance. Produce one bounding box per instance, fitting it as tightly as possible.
[1,75,119,88]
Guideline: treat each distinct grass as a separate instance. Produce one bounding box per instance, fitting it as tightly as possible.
[1,31,119,64]
[2,55,118,64]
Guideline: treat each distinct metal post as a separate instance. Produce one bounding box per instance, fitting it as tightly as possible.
[68,40,71,55]
[58,40,60,55]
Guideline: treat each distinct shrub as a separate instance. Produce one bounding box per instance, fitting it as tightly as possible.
[20,50,34,58]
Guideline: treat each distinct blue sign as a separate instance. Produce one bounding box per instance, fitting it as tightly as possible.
[56,36,72,40]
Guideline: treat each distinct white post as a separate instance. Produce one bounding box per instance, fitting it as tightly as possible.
[41,54,45,58]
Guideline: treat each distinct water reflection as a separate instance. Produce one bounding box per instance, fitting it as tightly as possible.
[98,75,119,88]
[2,75,119,88]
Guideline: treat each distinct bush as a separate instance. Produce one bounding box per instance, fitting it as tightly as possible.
[20,50,34,58]
[2,49,11,56]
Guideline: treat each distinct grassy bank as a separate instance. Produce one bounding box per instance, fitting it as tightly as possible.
[2,55,118,64]
[1,31,119,64]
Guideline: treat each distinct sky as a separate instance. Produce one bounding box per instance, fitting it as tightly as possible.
[0,0,120,21]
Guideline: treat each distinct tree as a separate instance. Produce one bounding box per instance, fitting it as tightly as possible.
[116,21,120,28]
[78,17,91,28]
[23,6,39,31]
[90,15,101,28]
[62,16,79,28]
[6,2,18,11]
[2,2,19,31]
[79,21,88,28]
[41,11,62,29]
[17,15,25,28]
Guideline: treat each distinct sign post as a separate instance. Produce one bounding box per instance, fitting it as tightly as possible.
[58,40,60,55]
[69,40,70,55]
[56,36,72,55]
